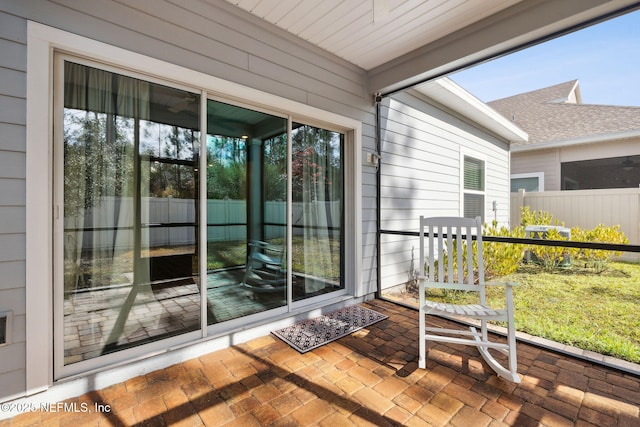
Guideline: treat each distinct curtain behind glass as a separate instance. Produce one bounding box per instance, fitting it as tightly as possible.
[292,124,343,298]
[61,61,201,365]
[63,62,150,298]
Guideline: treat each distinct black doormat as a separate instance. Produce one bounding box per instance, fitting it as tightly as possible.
[272,305,387,353]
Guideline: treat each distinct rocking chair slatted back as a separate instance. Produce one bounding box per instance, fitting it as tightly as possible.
[419,216,485,300]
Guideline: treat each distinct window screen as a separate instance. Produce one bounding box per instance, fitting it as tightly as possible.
[464,156,484,191]
[463,156,485,221]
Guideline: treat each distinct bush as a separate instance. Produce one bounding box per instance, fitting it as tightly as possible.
[520,206,562,227]
[520,207,629,272]
[481,220,525,280]
[571,224,629,272]
[531,227,573,271]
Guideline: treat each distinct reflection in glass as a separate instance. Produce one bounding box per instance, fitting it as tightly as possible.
[291,123,344,300]
[61,62,200,364]
[206,100,287,324]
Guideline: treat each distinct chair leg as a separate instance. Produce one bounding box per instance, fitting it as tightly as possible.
[506,289,518,380]
[419,308,426,369]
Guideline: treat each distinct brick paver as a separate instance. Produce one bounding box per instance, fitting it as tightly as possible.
[2,299,640,426]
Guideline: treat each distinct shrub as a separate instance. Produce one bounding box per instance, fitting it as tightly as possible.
[572,224,629,272]
[519,207,571,271]
[530,227,573,271]
[520,206,563,227]
[519,207,629,272]
[481,220,525,280]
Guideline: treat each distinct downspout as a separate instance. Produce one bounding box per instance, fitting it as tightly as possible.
[375,93,383,298]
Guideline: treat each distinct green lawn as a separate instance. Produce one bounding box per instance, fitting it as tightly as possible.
[426,261,640,364]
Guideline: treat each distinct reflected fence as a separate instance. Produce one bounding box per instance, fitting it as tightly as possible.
[64,197,341,251]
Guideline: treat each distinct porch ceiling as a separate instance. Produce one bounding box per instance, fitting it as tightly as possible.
[222,0,522,71]
[222,0,640,95]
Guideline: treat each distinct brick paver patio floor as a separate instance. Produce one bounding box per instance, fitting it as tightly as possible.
[2,299,639,426]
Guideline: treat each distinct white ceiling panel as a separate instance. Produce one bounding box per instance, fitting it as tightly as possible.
[223,0,523,70]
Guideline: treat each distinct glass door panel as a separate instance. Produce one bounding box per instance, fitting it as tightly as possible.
[60,61,200,365]
[291,123,344,301]
[206,100,287,324]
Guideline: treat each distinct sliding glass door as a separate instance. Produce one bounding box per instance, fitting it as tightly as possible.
[55,58,348,376]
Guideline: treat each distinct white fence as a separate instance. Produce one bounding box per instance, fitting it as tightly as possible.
[511,188,640,262]
[66,197,340,250]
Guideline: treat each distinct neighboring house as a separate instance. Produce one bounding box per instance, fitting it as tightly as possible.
[0,0,632,412]
[379,78,526,292]
[488,80,640,192]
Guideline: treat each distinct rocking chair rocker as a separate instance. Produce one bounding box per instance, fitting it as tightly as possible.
[242,240,286,294]
[418,216,520,383]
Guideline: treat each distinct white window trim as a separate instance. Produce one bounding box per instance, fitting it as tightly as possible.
[511,172,544,192]
[27,21,362,392]
[459,150,487,219]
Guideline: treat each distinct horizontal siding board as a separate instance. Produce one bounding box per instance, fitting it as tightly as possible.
[0,95,25,125]
[0,370,25,401]
[0,151,25,179]
[0,39,26,71]
[0,178,25,206]
[0,234,25,263]
[0,10,27,43]
[0,123,25,152]
[0,207,25,233]
[0,343,25,375]
[0,261,25,290]
[0,287,25,315]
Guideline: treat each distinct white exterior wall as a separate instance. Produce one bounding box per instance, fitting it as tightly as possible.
[379,93,510,291]
[0,0,378,403]
[0,9,28,401]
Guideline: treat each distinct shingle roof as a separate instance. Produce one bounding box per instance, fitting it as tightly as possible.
[488,80,640,147]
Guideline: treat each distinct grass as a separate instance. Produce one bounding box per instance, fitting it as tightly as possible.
[425,261,640,364]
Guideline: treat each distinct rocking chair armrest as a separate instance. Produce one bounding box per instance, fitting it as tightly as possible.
[484,281,520,287]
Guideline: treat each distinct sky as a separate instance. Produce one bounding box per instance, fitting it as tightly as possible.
[450,9,640,106]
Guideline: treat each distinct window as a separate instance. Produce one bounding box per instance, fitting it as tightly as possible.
[463,155,485,221]
[562,156,640,190]
[511,172,544,192]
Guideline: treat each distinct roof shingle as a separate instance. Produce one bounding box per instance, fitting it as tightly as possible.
[488,80,640,147]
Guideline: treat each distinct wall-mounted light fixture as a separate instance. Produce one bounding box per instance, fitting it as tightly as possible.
[366,152,380,167]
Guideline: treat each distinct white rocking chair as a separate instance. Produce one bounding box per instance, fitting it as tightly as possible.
[418,216,520,383]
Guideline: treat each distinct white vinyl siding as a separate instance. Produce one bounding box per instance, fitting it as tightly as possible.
[379,92,510,292]
[0,9,27,401]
